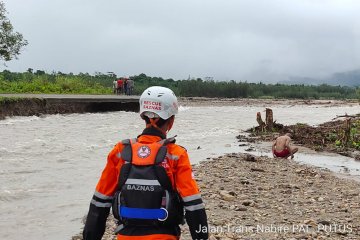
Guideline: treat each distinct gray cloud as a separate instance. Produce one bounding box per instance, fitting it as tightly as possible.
[3,0,360,82]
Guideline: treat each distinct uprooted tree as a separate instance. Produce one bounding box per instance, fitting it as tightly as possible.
[0,1,28,62]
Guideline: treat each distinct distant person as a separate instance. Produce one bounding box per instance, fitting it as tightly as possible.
[116,78,123,95]
[113,79,118,94]
[126,78,134,95]
[272,133,298,159]
[123,78,128,94]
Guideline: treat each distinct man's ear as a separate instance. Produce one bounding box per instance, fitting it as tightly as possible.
[167,116,175,132]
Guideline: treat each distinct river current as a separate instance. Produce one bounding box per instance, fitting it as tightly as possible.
[0,102,359,239]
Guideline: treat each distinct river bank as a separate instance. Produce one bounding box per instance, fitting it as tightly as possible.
[72,152,360,240]
[0,95,139,120]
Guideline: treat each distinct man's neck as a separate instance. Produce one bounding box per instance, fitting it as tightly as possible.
[140,127,166,139]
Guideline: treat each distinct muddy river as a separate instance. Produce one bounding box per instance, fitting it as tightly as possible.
[0,101,359,239]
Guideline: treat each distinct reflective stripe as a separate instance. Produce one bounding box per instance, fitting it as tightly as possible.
[182,193,202,202]
[91,199,112,208]
[116,152,121,158]
[125,179,160,186]
[185,203,205,211]
[166,153,179,161]
[94,191,113,200]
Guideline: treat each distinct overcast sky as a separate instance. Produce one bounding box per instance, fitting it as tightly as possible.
[3,0,360,82]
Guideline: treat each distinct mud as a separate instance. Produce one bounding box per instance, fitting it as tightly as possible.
[0,98,139,120]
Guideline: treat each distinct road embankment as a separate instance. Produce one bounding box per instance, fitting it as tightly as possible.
[0,94,139,120]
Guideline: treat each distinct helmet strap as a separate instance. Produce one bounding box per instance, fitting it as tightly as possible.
[146,118,159,128]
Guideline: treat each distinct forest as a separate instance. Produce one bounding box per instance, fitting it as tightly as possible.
[0,70,359,99]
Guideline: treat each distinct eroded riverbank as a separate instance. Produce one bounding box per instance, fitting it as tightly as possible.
[73,153,360,240]
[0,95,139,119]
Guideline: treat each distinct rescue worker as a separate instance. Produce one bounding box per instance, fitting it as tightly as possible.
[83,86,208,240]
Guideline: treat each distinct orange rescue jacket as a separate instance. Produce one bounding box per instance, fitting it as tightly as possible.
[83,128,208,240]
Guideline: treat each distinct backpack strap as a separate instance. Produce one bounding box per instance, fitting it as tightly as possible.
[155,146,168,165]
[154,165,172,191]
[154,136,176,164]
[117,138,137,190]
[121,138,137,163]
[154,136,177,191]
[163,136,176,145]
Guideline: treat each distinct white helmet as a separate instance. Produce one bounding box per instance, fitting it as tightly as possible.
[139,86,178,120]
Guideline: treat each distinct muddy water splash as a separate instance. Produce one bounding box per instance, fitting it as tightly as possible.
[0,103,359,239]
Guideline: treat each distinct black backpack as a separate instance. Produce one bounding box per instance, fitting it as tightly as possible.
[112,138,184,227]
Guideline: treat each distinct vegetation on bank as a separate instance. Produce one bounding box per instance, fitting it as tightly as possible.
[0,96,22,104]
[0,70,359,99]
[0,70,112,94]
[247,115,360,159]
[335,118,360,150]
[290,118,360,151]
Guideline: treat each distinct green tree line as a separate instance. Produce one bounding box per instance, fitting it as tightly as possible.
[0,70,359,99]
[0,2,27,62]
